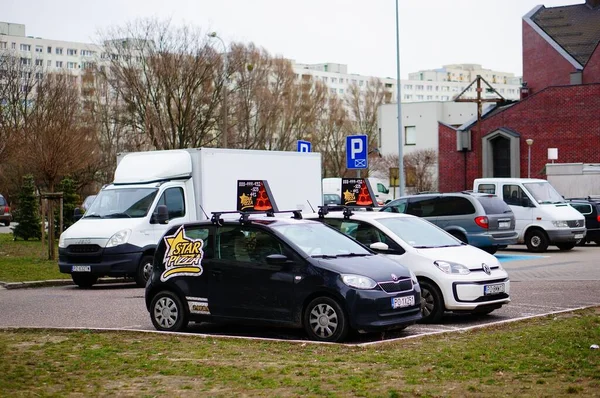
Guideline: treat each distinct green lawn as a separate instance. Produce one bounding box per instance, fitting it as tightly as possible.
[0,233,68,282]
[1,308,599,397]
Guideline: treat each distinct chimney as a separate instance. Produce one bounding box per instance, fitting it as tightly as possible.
[520,82,530,100]
[586,0,600,9]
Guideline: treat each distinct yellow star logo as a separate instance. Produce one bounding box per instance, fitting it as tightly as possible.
[161,226,204,282]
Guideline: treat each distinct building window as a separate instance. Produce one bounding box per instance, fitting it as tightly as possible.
[35,59,43,66]
[81,49,95,57]
[47,60,51,67]
[11,42,16,49]
[417,95,424,100]
[405,126,416,145]
[404,94,412,100]
[359,80,364,86]
[20,44,31,51]
[0,41,6,49]
[56,61,63,68]
[323,76,328,82]
[331,77,337,83]
[427,95,433,100]
[67,48,77,56]
[20,58,32,66]
[441,95,449,101]
[47,46,52,53]
[330,88,336,94]
[416,85,424,90]
[35,46,43,53]
[404,84,412,90]
[56,48,63,55]
[67,62,77,69]
[426,85,432,91]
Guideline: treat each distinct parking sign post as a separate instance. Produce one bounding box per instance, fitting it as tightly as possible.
[346,135,368,178]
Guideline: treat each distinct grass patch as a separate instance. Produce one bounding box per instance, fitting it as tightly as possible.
[0,233,67,282]
[0,307,599,397]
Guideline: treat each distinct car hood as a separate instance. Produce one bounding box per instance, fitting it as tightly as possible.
[314,254,411,281]
[539,203,585,220]
[414,244,500,269]
[62,218,147,239]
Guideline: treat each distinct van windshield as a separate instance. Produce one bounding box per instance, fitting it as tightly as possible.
[84,188,158,218]
[523,182,565,204]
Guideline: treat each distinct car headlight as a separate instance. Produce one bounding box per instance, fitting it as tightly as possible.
[434,260,471,275]
[552,220,569,228]
[106,229,131,248]
[58,234,66,248]
[341,274,377,290]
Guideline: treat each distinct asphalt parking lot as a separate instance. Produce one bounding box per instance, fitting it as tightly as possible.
[1,244,598,345]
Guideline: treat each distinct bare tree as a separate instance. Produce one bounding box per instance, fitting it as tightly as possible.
[98,19,221,150]
[314,94,348,177]
[369,149,438,194]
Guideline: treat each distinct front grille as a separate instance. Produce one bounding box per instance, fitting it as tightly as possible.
[567,220,584,228]
[67,244,101,254]
[378,278,413,293]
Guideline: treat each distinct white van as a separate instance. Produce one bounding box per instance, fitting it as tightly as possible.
[473,178,585,252]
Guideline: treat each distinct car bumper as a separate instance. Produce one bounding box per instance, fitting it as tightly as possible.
[0,214,12,222]
[58,245,144,277]
[438,269,510,311]
[468,231,519,248]
[546,228,586,243]
[344,287,422,332]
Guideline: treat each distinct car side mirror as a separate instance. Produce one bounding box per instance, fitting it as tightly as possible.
[370,242,389,251]
[73,207,83,222]
[266,254,288,265]
[154,205,169,224]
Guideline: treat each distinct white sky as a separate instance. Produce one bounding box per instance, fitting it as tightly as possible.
[4,0,584,78]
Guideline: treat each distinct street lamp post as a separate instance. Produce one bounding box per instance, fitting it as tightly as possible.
[395,0,404,197]
[208,32,228,148]
[526,138,534,178]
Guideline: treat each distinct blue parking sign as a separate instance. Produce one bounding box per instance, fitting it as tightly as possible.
[346,135,368,169]
[297,140,311,152]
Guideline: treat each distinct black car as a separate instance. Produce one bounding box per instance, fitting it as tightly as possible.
[145,211,422,342]
[0,194,12,227]
[567,198,600,245]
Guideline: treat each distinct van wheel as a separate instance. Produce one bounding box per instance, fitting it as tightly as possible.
[304,297,349,342]
[556,243,576,251]
[135,255,154,288]
[72,274,98,288]
[150,291,188,332]
[449,231,467,244]
[419,281,444,324]
[482,246,498,255]
[525,229,549,253]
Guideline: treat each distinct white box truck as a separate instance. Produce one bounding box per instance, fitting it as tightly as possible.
[58,148,323,288]
[473,178,585,252]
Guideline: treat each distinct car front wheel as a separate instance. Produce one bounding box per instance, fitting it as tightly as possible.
[135,255,154,287]
[150,291,188,332]
[556,242,576,251]
[419,280,444,324]
[304,297,349,343]
[525,229,549,253]
[72,273,98,288]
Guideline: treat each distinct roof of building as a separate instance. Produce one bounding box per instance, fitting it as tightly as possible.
[531,2,600,66]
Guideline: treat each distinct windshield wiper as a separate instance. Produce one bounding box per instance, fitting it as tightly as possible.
[312,254,338,259]
[413,245,434,248]
[337,253,370,257]
[103,212,132,218]
[83,213,102,218]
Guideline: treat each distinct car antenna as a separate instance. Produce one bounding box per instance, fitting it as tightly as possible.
[307,200,315,213]
[199,205,209,220]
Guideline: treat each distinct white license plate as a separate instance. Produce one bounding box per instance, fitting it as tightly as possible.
[484,283,505,295]
[499,221,511,229]
[574,234,584,239]
[72,265,91,272]
[392,296,415,309]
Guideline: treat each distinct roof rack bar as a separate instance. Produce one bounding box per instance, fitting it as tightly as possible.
[210,209,303,225]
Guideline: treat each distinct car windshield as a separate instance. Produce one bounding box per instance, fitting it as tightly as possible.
[85,188,158,218]
[272,222,371,257]
[524,182,565,204]
[377,217,462,248]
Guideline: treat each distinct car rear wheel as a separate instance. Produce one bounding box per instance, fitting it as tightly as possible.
[525,229,549,253]
[556,242,576,251]
[150,291,188,332]
[481,246,498,255]
[418,280,444,324]
[135,255,154,288]
[449,231,467,244]
[72,273,98,288]
[304,297,349,343]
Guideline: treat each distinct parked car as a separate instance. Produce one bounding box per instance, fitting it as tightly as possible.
[323,193,341,205]
[380,192,518,254]
[306,209,510,323]
[566,198,600,245]
[0,194,12,227]
[145,211,422,342]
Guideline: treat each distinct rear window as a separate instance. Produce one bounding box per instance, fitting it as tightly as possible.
[477,196,512,215]
[570,203,592,215]
[0,197,6,206]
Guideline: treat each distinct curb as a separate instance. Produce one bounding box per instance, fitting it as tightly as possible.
[0,277,134,290]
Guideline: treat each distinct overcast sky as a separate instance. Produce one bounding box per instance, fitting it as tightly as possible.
[4,0,584,78]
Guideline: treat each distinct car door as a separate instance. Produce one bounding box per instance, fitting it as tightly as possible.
[209,225,298,322]
[501,184,534,238]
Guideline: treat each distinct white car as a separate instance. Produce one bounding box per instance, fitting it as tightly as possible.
[305,209,510,323]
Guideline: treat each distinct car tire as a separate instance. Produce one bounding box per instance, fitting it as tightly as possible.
[150,291,188,332]
[72,273,98,288]
[576,238,585,246]
[449,231,467,244]
[482,246,498,255]
[303,297,349,343]
[418,280,444,324]
[556,242,576,251]
[135,255,154,288]
[525,229,549,253]
[473,308,496,316]
[3,221,9,227]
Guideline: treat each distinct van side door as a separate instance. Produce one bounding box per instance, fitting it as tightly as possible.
[501,184,534,238]
[152,186,187,242]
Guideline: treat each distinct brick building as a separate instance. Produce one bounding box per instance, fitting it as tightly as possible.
[438,0,600,192]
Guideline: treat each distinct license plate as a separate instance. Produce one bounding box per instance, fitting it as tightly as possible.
[72,265,91,272]
[498,221,511,229]
[392,296,415,309]
[484,283,505,295]
[574,234,584,239]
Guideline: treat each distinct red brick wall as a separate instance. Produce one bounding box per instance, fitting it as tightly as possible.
[522,20,579,94]
[438,84,600,192]
[583,43,600,83]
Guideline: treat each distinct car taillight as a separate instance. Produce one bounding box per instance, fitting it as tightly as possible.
[597,215,600,223]
[3,206,8,213]
[475,216,489,229]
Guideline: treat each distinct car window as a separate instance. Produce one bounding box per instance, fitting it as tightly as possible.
[431,196,475,216]
[217,226,282,264]
[382,199,407,213]
[476,196,512,215]
[177,226,214,259]
[378,217,462,248]
[407,197,438,217]
[477,184,496,194]
[0,196,6,206]
[321,218,400,251]
[502,185,529,207]
[156,187,185,219]
[570,203,592,215]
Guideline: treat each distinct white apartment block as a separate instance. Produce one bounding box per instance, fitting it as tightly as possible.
[292,62,522,103]
[0,21,102,74]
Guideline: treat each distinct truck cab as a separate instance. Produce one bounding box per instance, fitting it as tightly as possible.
[474,178,585,252]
